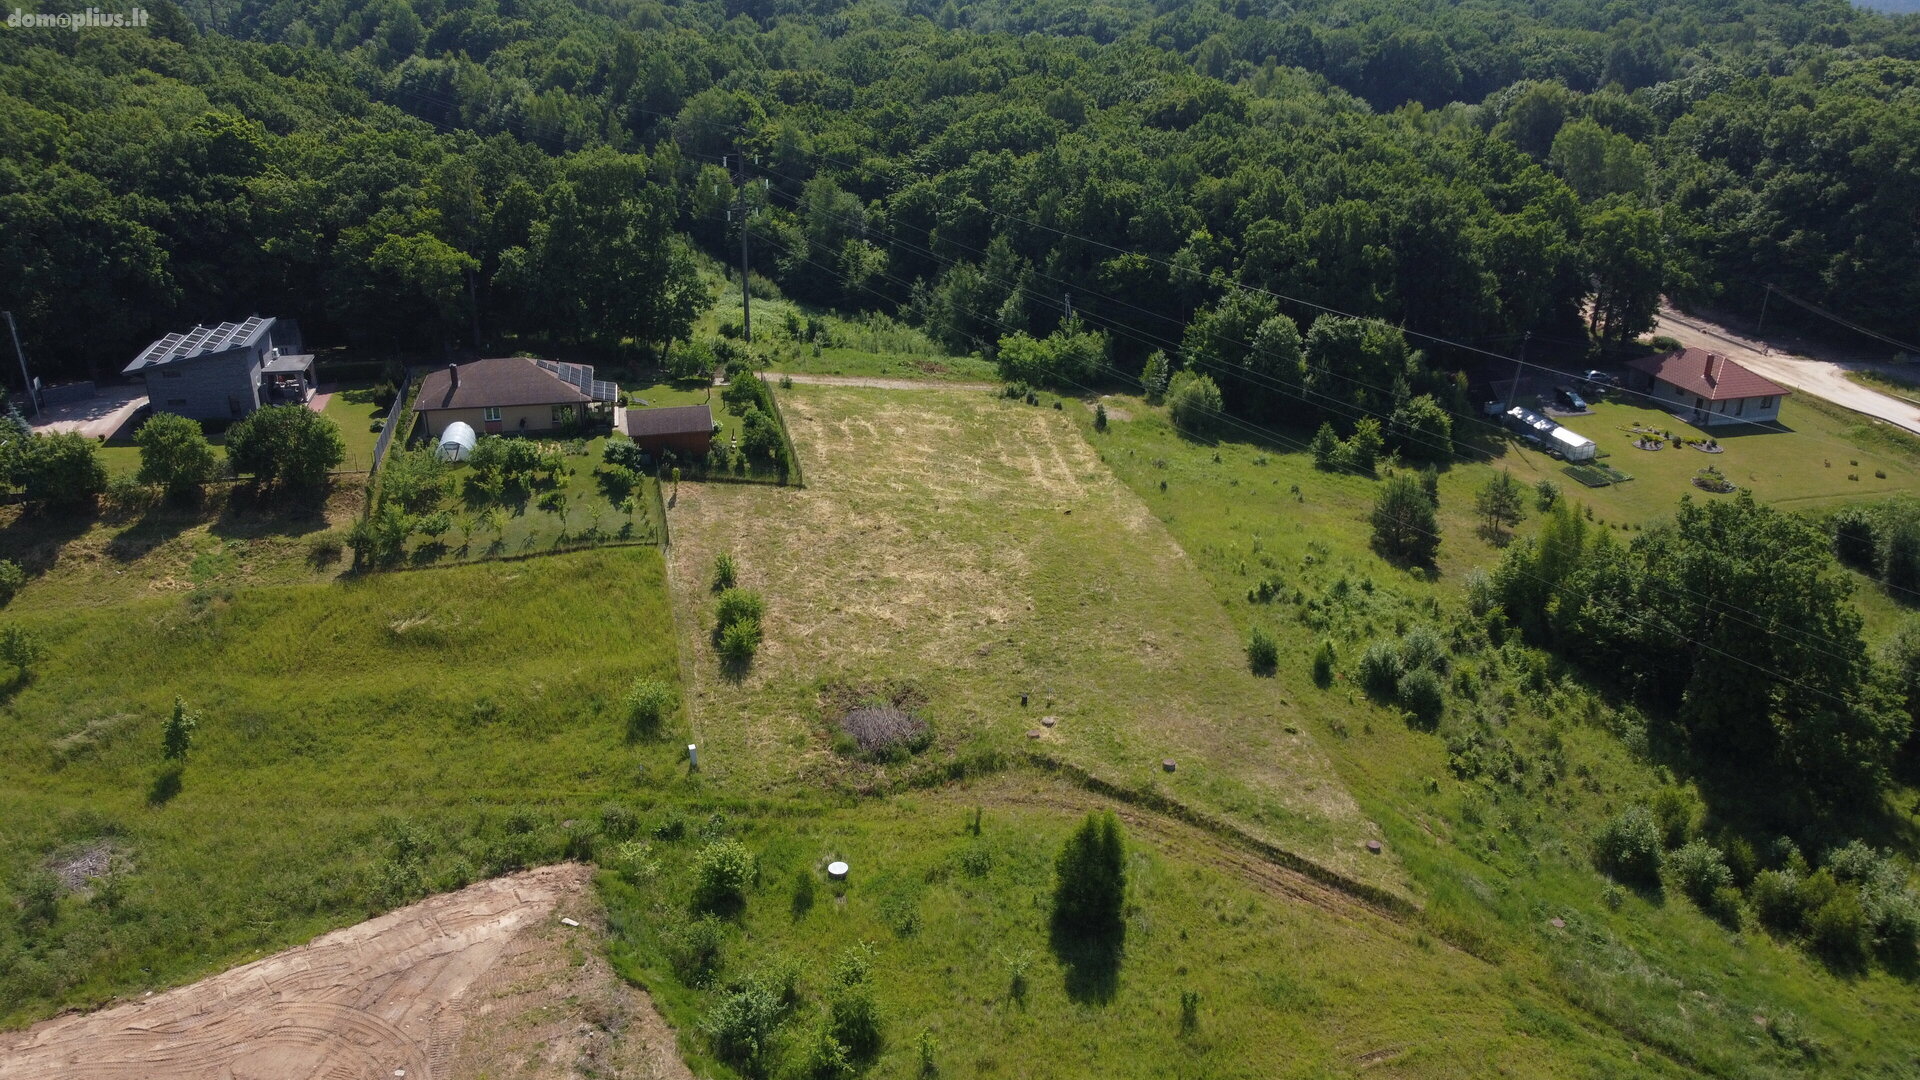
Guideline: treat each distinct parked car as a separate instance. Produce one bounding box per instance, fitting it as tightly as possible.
[1581,369,1618,389]
[1555,385,1589,411]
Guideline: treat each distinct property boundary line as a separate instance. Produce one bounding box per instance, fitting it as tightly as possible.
[761,377,804,488]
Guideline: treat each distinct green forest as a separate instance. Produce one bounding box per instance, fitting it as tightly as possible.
[2,0,1917,387]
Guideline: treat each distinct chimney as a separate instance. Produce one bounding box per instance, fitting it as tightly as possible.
[1705,353,1719,388]
[448,363,460,390]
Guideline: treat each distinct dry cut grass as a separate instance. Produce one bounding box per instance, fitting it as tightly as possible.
[663,385,1407,898]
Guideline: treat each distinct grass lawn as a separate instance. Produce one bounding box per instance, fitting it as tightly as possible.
[601,775,1670,1079]
[0,546,685,1024]
[322,387,386,472]
[661,384,1406,901]
[1486,395,1920,520]
[1074,392,1920,1078]
[389,435,665,566]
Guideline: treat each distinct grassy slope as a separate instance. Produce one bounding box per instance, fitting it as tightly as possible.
[0,546,686,1024]
[703,284,999,383]
[0,482,365,611]
[1075,393,1920,1077]
[660,384,1405,898]
[1491,396,1920,520]
[602,777,1670,1080]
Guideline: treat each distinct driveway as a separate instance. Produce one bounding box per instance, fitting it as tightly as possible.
[28,385,148,439]
[1653,304,1920,436]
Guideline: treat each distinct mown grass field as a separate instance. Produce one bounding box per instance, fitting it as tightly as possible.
[0,546,686,1024]
[1074,392,1920,1078]
[659,384,1405,899]
[601,775,1675,1080]
[1491,395,1920,520]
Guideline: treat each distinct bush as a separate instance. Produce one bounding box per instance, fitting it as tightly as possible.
[1398,625,1446,674]
[1052,810,1125,941]
[1593,806,1663,886]
[667,915,725,985]
[1310,640,1335,688]
[1165,371,1223,436]
[624,678,676,739]
[225,404,344,490]
[1750,869,1805,933]
[715,588,765,633]
[381,450,450,513]
[799,1025,856,1080]
[693,838,755,911]
[1398,668,1446,729]
[0,559,23,607]
[1357,640,1402,698]
[1666,840,1735,913]
[18,432,107,507]
[828,983,882,1059]
[600,803,639,840]
[1246,625,1278,675]
[1650,788,1696,849]
[1807,889,1869,968]
[718,618,762,665]
[702,981,781,1072]
[713,552,738,591]
[134,413,218,499]
[603,438,648,472]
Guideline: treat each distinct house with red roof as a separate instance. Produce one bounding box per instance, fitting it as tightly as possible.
[1626,348,1791,428]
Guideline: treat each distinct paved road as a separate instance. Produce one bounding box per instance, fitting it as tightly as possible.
[1654,304,1920,436]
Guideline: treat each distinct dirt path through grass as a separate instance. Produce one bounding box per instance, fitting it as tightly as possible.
[0,864,690,1080]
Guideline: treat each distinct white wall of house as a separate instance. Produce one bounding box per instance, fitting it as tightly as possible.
[1651,378,1783,427]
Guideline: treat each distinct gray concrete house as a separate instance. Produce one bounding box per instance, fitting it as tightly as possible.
[124,316,314,421]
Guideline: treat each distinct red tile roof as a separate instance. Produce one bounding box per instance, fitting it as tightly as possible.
[1627,348,1791,402]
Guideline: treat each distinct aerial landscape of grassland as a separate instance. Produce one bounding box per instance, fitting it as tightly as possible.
[601,775,1672,1080]
[659,383,1405,899]
[0,546,684,1023]
[1072,392,1920,1077]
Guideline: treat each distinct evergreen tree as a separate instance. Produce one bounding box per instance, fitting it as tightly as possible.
[1052,811,1126,941]
[1370,474,1440,565]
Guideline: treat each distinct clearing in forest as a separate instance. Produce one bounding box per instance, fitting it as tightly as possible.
[663,384,1405,898]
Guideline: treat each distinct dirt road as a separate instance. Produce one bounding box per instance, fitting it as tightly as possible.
[1654,304,1920,436]
[0,864,691,1080]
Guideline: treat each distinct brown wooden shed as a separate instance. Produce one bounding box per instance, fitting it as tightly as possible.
[621,403,714,458]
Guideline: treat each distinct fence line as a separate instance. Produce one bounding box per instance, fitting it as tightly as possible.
[761,378,805,488]
[647,470,672,549]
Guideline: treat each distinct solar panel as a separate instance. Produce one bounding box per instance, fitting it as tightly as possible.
[536,359,617,402]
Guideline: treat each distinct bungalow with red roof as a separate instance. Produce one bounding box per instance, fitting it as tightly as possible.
[412,357,617,438]
[1626,348,1791,428]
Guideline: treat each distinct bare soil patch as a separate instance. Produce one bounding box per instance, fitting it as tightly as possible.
[0,864,691,1080]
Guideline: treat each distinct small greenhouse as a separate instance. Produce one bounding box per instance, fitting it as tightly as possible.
[1549,425,1597,462]
[436,420,476,462]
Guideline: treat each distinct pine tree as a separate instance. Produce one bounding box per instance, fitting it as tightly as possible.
[1052,811,1126,941]
[1310,421,1341,471]
[1370,475,1441,565]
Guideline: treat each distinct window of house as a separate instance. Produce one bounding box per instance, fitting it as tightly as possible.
[1762,396,1774,409]
[552,405,571,424]
[1735,399,1745,416]
[482,406,501,422]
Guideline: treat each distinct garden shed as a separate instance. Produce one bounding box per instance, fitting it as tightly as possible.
[436,420,476,462]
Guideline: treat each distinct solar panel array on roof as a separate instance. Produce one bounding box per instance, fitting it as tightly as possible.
[535,359,617,402]
[126,316,271,373]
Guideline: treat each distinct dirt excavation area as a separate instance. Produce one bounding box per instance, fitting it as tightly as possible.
[0,864,692,1080]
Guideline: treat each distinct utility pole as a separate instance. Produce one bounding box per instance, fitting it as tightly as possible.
[1756,283,1772,336]
[1504,331,1530,412]
[3,311,37,418]
[724,153,755,345]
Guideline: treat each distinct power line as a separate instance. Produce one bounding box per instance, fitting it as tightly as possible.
[744,219,1880,673]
